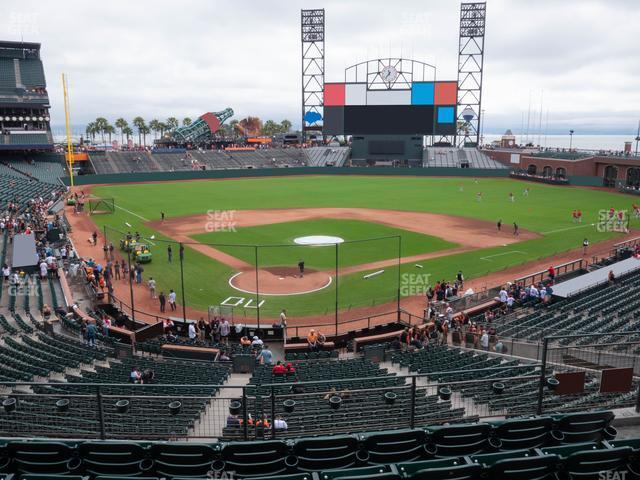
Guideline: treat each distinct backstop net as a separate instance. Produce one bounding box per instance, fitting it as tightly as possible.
[87,197,115,215]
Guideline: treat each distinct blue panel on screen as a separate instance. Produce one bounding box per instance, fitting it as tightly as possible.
[411,82,434,105]
[437,106,455,123]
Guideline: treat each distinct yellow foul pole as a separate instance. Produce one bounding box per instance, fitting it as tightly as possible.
[62,73,74,187]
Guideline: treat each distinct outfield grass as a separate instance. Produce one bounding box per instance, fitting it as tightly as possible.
[90,176,636,317]
[190,218,456,269]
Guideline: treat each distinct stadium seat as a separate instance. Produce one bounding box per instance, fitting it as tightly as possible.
[244,475,314,480]
[396,458,482,480]
[217,440,289,478]
[551,411,616,443]
[7,441,81,475]
[79,441,153,477]
[561,445,633,479]
[426,424,492,457]
[491,417,554,450]
[151,443,218,478]
[360,429,427,464]
[292,435,359,471]
[472,450,560,480]
[317,465,400,480]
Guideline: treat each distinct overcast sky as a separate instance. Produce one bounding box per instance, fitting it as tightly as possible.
[3,0,639,135]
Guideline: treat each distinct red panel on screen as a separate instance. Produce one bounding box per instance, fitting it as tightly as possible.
[434,82,458,105]
[325,83,345,106]
[600,368,633,393]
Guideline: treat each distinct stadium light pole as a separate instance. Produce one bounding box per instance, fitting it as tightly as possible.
[127,249,135,321]
[335,242,339,337]
[179,243,186,323]
[569,129,574,151]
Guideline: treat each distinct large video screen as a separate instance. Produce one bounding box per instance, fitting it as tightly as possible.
[321,81,457,136]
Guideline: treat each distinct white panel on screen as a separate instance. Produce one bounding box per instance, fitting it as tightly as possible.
[345,84,367,105]
[366,89,411,106]
[510,153,520,164]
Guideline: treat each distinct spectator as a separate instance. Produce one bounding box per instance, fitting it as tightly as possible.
[86,321,97,347]
[163,318,174,337]
[188,322,197,342]
[480,330,489,351]
[272,361,287,375]
[168,289,177,311]
[256,344,274,365]
[307,329,319,351]
[148,277,156,298]
[251,335,264,348]
[219,318,230,344]
[273,415,288,431]
[130,367,142,384]
[158,291,166,312]
[608,270,616,285]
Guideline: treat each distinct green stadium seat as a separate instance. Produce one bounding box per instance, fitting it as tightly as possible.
[396,458,482,480]
[239,475,314,480]
[151,443,218,478]
[79,441,153,477]
[426,424,492,457]
[361,429,427,464]
[217,440,289,478]
[7,441,81,475]
[472,450,559,480]
[491,417,554,450]
[552,411,616,444]
[20,476,85,480]
[292,435,359,471]
[318,465,399,480]
[562,446,633,479]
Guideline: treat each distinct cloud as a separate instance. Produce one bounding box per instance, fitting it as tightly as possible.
[3,0,638,134]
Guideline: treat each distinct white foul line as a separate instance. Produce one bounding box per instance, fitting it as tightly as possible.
[542,223,594,235]
[480,251,527,261]
[114,204,150,222]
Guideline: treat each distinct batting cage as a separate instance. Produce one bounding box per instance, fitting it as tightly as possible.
[87,197,115,215]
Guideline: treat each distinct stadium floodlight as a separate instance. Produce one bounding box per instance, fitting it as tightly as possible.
[11,117,16,121]
[18,116,23,121]
[45,116,50,121]
[38,116,43,121]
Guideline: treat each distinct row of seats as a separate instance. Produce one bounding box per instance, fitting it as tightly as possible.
[0,411,620,478]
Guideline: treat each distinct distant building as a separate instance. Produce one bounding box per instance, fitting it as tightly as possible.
[500,129,516,148]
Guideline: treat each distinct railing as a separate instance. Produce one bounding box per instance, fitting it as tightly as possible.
[610,236,640,257]
[285,310,402,339]
[514,258,584,287]
[0,351,636,441]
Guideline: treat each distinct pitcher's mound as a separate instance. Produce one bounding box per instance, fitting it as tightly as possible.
[229,267,332,295]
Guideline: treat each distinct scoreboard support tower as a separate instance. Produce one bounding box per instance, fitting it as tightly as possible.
[301,9,325,144]
[456,2,486,147]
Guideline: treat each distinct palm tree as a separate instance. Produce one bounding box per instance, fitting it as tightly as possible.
[115,118,128,145]
[166,117,178,131]
[105,124,115,144]
[133,117,146,146]
[140,125,150,146]
[280,119,292,133]
[149,119,161,140]
[158,121,168,138]
[182,117,192,127]
[122,126,133,146]
[85,122,96,142]
[94,117,109,145]
[262,120,279,136]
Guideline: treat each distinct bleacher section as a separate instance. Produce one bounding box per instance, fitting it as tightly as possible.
[0,174,63,211]
[0,153,65,184]
[222,357,470,440]
[424,147,507,169]
[89,149,310,174]
[486,268,640,344]
[0,410,633,479]
[304,146,350,166]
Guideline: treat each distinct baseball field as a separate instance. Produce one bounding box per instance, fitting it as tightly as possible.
[74,175,636,322]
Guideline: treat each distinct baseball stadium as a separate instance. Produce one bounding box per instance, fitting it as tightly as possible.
[1,2,640,479]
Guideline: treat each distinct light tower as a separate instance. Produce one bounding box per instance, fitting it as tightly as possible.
[301,9,325,143]
[456,2,486,147]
